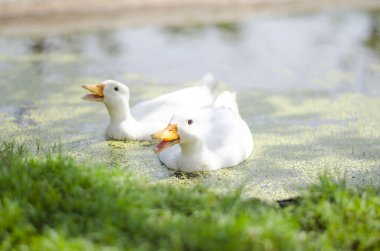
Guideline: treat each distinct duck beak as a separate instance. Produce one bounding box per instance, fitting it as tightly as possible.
[152,124,180,153]
[81,83,105,101]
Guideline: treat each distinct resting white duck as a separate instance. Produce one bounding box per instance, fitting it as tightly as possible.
[152,91,253,172]
[81,75,216,141]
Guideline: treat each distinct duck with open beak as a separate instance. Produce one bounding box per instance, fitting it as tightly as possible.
[151,124,180,153]
[81,84,105,101]
[80,75,217,141]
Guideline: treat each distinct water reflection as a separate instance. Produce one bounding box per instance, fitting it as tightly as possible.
[60,34,86,55]
[0,10,380,93]
[163,23,207,37]
[27,39,46,74]
[29,39,47,54]
[365,10,380,54]
[96,30,123,57]
[163,21,242,41]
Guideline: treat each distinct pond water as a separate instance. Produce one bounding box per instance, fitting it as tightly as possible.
[1,8,380,200]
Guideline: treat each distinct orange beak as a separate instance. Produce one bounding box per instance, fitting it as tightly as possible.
[81,84,105,101]
[151,124,180,153]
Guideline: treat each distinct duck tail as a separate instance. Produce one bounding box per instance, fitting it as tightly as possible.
[198,73,218,96]
[213,91,240,116]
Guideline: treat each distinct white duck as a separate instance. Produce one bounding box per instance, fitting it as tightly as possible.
[82,75,216,141]
[152,91,253,172]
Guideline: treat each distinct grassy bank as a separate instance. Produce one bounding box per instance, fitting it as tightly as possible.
[0,141,379,251]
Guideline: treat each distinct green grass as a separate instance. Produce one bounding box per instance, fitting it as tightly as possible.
[0,141,379,251]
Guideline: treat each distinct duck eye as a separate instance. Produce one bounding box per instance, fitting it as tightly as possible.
[114,87,119,91]
[187,119,193,125]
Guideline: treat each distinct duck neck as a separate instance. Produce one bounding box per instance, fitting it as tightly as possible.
[180,140,204,157]
[105,98,137,125]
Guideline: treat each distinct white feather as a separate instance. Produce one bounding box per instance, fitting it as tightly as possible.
[158,91,253,171]
[94,74,216,141]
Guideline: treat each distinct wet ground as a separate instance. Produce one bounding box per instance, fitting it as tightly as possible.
[1,8,380,200]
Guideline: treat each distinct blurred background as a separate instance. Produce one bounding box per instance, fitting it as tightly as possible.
[1,0,380,92]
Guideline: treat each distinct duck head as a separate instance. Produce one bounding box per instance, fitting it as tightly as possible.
[82,80,130,104]
[152,113,202,153]
[82,80,133,124]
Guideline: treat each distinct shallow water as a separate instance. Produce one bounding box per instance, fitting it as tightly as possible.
[1,9,380,200]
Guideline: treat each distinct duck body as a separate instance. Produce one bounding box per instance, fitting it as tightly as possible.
[131,82,215,123]
[82,75,216,141]
[104,118,162,141]
[153,91,253,172]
